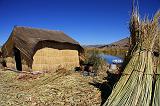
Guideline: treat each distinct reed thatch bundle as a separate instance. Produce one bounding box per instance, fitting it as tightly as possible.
[152,14,160,106]
[4,48,80,71]
[32,48,79,71]
[5,57,15,68]
[152,64,160,106]
[103,8,160,106]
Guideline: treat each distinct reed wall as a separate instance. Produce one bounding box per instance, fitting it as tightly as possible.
[5,57,15,69]
[5,56,30,71]
[32,48,79,71]
[5,48,80,71]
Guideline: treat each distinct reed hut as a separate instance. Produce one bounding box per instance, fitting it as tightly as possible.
[2,26,84,71]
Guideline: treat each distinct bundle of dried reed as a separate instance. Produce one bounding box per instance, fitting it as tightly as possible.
[32,48,79,71]
[103,7,160,106]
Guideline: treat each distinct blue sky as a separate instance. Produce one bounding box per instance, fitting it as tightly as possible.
[0,0,159,45]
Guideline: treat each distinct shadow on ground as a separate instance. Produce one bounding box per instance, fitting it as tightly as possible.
[89,72,121,106]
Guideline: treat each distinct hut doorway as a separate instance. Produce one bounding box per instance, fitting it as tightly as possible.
[14,47,22,71]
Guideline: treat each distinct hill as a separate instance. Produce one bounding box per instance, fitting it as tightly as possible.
[84,37,130,57]
[82,44,104,48]
[84,37,129,49]
[99,37,129,49]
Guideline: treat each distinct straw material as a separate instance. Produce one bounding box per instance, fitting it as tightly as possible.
[32,48,79,71]
[5,48,80,71]
[2,26,84,68]
[152,14,160,106]
[152,64,160,106]
[5,57,29,71]
[103,51,153,106]
[5,57,15,69]
[103,8,160,106]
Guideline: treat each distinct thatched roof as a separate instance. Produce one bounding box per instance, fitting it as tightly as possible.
[2,26,83,66]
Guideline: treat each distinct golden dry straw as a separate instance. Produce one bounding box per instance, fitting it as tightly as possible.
[5,48,80,71]
[32,48,79,71]
[103,8,160,106]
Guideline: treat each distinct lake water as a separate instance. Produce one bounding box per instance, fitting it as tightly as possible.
[101,54,124,64]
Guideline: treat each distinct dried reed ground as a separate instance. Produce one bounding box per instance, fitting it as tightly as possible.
[0,69,101,106]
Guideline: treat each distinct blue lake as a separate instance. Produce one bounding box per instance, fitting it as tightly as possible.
[101,54,124,64]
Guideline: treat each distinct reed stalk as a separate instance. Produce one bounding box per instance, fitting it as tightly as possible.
[152,12,160,106]
[103,7,160,106]
[152,64,160,106]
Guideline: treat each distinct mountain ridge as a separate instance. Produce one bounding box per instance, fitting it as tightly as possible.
[84,37,129,49]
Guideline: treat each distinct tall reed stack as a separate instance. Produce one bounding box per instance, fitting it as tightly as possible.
[152,14,160,106]
[103,5,160,106]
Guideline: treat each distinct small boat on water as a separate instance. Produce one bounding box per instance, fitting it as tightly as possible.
[112,59,123,64]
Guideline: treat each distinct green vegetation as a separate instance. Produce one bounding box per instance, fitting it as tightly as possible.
[101,48,127,58]
[85,47,127,58]
[84,49,107,71]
